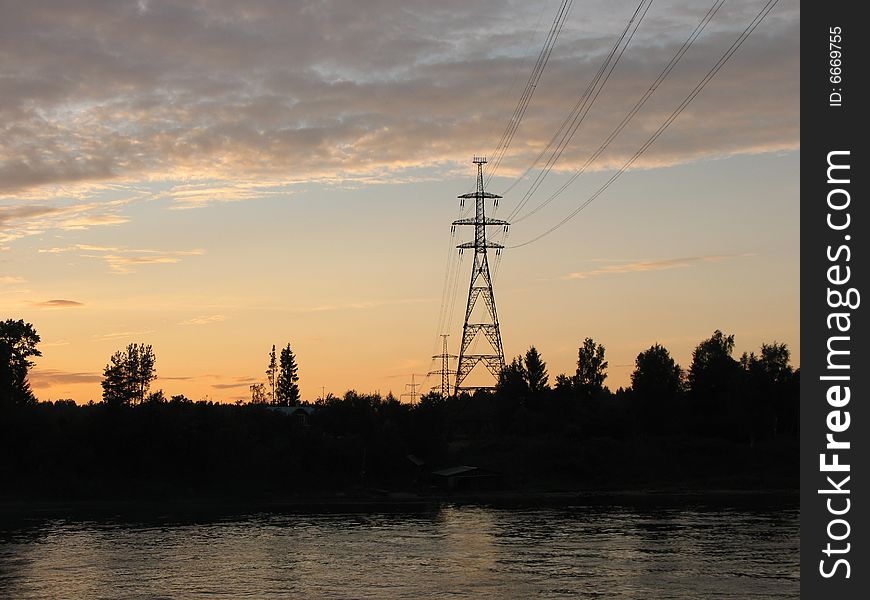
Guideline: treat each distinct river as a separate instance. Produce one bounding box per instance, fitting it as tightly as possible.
[0,502,798,598]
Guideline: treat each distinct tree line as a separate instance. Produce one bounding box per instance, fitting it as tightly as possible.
[0,319,302,408]
[2,319,796,436]
[1,319,798,497]
[491,330,797,441]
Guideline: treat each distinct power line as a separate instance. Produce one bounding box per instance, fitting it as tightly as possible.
[474,0,655,317]
[513,0,725,224]
[485,0,576,185]
[509,0,782,249]
[481,1,554,148]
[425,201,476,386]
[504,0,654,220]
[500,0,654,200]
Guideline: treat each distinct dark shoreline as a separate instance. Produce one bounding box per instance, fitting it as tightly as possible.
[0,487,798,521]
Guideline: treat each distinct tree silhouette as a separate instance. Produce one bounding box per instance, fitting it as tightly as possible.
[266,344,278,404]
[741,342,793,385]
[497,355,528,396]
[741,342,796,437]
[101,343,156,406]
[277,343,300,406]
[688,330,740,400]
[524,346,549,394]
[250,382,268,404]
[631,344,684,400]
[0,319,41,405]
[575,337,608,395]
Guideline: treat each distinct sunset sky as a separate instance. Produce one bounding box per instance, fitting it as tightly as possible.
[1,0,799,403]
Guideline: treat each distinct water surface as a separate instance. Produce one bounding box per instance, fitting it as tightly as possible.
[0,503,799,599]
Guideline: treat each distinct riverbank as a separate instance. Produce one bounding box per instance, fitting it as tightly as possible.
[0,487,798,522]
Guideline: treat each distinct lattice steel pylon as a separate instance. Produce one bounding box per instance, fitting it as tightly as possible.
[453,157,509,394]
[428,334,457,398]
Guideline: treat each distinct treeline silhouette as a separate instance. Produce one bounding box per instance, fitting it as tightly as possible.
[1,319,797,501]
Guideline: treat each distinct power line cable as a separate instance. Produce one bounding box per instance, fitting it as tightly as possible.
[514,0,725,224]
[485,0,576,184]
[505,0,654,221]
[509,0,782,249]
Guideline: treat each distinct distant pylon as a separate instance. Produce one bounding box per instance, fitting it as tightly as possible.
[401,373,421,403]
[453,157,509,393]
[428,334,457,397]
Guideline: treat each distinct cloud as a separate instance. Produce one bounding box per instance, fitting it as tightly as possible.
[99,251,203,274]
[211,376,259,390]
[40,244,204,273]
[58,213,131,229]
[178,314,228,325]
[29,369,102,387]
[0,205,62,227]
[0,199,131,244]
[30,299,85,308]
[40,340,71,347]
[0,276,26,284]
[161,180,298,209]
[0,0,798,202]
[561,254,750,280]
[92,329,155,341]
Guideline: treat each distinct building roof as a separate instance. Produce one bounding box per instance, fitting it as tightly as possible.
[432,465,479,477]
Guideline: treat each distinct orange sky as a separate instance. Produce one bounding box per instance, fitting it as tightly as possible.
[1,0,800,403]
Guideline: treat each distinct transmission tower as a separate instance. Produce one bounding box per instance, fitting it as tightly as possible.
[401,374,421,403]
[428,334,457,397]
[453,157,509,393]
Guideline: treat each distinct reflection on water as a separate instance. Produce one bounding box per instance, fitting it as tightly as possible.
[0,504,798,599]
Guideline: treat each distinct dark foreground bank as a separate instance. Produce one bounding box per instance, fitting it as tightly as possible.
[1,388,797,507]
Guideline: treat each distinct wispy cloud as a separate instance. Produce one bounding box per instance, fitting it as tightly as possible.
[30,299,85,308]
[40,340,71,348]
[29,369,102,387]
[0,199,132,244]
[211,376,259,390]
[58,213,130,229]
[561,254,751,280]
[92,330,155,341]
[161,180,299,210]
[178,314,228,326]
[40,244,204,273]
[98,251,204,274]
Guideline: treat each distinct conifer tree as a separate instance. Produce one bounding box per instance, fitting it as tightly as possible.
[266,344,278,404]
[276,343,300,406]
[524,346,549,394]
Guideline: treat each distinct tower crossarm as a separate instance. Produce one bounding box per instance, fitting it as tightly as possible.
[457,241,504,250]
[457,191,502,200]
[428,369,457,376]
[452,217,510,227]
